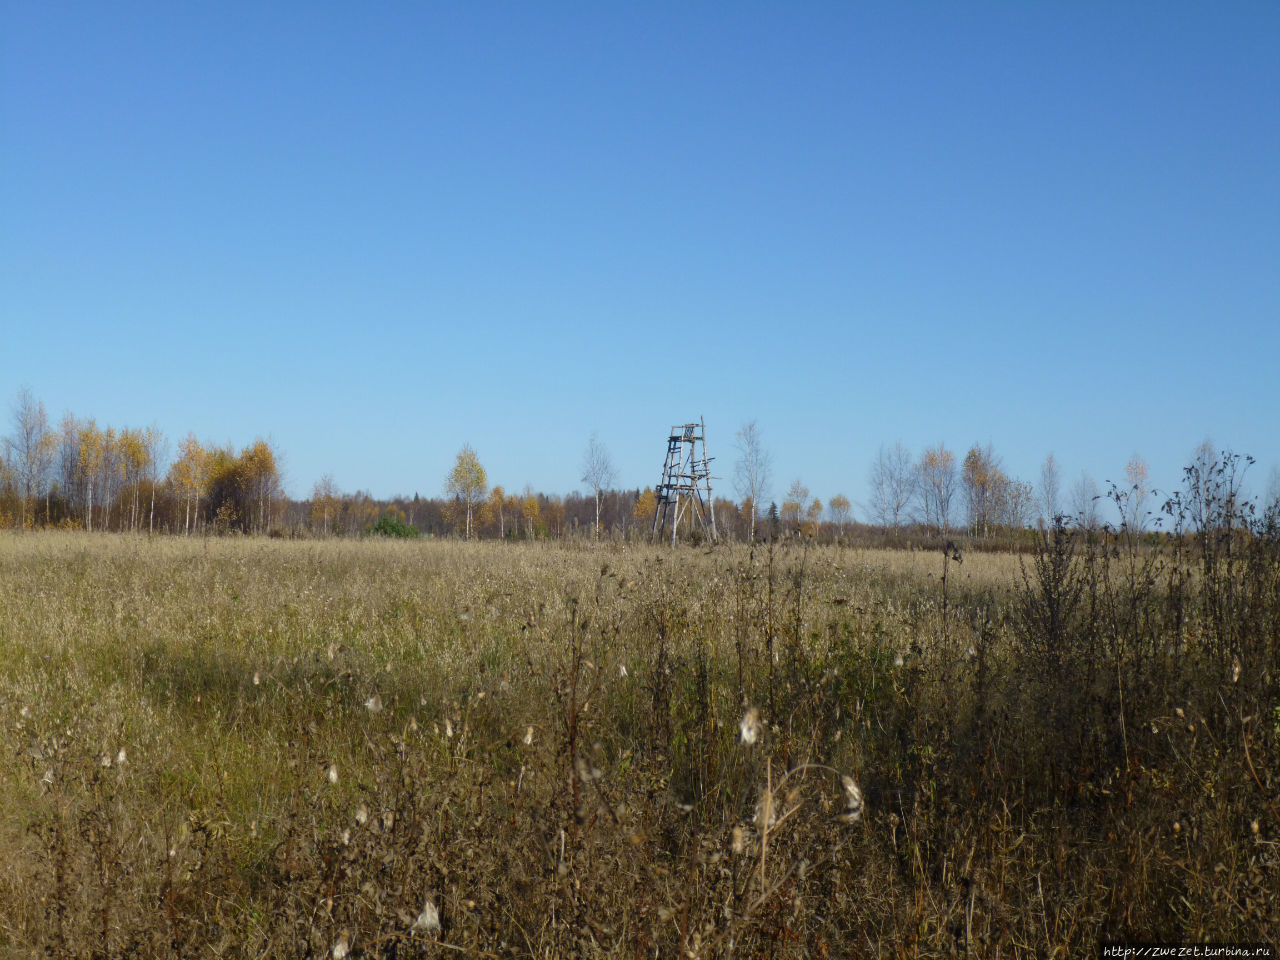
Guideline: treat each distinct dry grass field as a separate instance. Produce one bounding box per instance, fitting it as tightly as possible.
[1,531,1276,957]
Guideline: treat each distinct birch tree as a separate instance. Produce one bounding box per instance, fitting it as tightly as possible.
[580,433,616,540]
[78,421,105,532]
[169,434,208,534]
[242,439,281,533]
[312,474,341,535]
[781,479,810,536]
[522,490,540,539]
[118,427,149,532]
[143,425,166,534]
[488,485,507,538]
[1122,454,1151,532]
[962,443,1005,538]
[6,388,50,530]
[734,420,772,543]
[868,442,916,527]
[1039,453,1062,526]
[828,494,851,537]
[916,443,957,531]
[804,497,823,539]
[446,445,487,540]
[1072,471,1100,531]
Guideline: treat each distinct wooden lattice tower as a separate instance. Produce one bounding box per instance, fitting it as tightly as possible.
[651,418,718,546]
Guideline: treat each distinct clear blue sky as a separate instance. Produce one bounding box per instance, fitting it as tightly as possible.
[3,3,1277,514]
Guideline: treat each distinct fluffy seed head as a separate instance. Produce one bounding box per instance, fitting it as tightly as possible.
[840,775,864,823]
[754,792,776,829]
[575,756,603,782]
[739,708,760,746]
[412,899,441,935]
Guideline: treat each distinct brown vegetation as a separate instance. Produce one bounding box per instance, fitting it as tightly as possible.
[1,497,1276,955]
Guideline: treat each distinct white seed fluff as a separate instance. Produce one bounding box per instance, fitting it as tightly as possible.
[412,899,441,935]
[841,775,864,823]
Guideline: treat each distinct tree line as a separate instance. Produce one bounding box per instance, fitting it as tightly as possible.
[2,388,1274,541]
[0,388,282,535]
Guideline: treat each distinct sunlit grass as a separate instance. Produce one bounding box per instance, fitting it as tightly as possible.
[0,530,1274,957]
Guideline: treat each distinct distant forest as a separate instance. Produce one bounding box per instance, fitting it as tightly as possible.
[0,388,745,540]
[1,388,1272,543]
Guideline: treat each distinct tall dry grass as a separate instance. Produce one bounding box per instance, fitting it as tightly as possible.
[0,529,1276,957]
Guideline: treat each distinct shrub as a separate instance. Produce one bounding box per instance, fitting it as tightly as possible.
[367,515,420,538]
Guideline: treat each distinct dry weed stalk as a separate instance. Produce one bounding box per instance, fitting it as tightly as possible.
[0,528,1274,956]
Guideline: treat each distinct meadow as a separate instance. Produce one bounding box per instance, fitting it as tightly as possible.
[1,530,1276,957]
